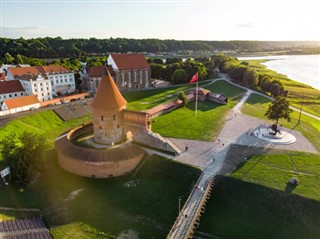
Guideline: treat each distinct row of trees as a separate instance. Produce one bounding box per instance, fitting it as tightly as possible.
[150,59,212,85]
[2,37,317,59]
[212,53,287,97]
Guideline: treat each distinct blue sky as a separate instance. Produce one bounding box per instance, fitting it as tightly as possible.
[1,0,319,40]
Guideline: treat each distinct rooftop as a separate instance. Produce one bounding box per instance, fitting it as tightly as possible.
[0,80,25,94]
[3,95,39,109]
[110,53,150,70]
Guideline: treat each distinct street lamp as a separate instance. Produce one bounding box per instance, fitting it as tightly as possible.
[178,196,182,214]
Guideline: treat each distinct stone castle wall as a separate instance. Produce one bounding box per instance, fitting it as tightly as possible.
[55,124,145,178]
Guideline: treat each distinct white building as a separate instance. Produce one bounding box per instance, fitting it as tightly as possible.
[0,80,26,104]
[1,95,40,113]
[7,65,75,97]
[18,74,52,102]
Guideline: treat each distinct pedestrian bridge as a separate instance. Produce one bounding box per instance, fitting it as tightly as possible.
[166,172,217,239]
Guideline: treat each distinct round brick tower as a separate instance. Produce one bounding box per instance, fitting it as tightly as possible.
[90,71,127,145]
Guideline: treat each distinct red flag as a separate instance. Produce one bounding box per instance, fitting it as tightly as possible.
[190,72,198,83]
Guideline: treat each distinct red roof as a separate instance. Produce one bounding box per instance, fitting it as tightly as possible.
[0,80,25,94]
[3,95,39,109]
[110,54,150,70]
[88,65,114,77]
[90,73,127,111]
[8,65,71,77]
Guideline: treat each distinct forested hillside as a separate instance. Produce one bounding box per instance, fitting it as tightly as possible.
[0,37,318,59]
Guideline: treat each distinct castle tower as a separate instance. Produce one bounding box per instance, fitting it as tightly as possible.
[90,70,127,145]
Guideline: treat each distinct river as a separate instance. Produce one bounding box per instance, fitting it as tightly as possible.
[238,55,320,90]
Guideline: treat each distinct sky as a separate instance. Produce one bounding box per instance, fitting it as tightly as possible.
[0,0,319,41]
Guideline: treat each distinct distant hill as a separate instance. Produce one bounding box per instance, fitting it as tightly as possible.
[0,37,319,59]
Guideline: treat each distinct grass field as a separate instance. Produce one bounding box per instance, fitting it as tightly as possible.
[0,109,201,238]
[242,93,320,151]
[124,81,208,111]
[230,152,320,200]
[245,60,320,117]
[152,80,246,140]
[196,151,320,238]
[196,176,320,239]
[0,153,201,238]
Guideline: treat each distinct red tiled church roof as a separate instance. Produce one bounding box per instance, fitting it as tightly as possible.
[111,54,149,70]
[90,72,127,111]
[0,80,24,94]
[3,95,39,109]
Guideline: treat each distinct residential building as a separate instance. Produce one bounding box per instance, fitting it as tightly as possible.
[0,80,26,104]
[1,95,40,113]
[18,74,53,102]
[7,65,75,97]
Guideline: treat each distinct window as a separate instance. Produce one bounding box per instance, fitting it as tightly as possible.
[134,72,137,82]
[101,115,104,121]
[128,72,132,88]
[56,80,58,84]
[20,93,23,96]
[9,94,12,97]
[14,94,17,96]
[40,83,43,86]
[34,84,36,87]
[48,92,50,95]
[113,115,116,120]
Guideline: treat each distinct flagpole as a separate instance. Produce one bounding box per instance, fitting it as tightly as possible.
[195,80,198,116]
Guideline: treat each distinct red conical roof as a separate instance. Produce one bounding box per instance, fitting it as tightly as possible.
[91,73,127,111]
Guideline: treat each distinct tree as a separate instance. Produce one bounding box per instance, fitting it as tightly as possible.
[0,132,47,187]
[172,69,187,84]
[150,63,164,79]
[265,96,293,126]
[178,91,188,106]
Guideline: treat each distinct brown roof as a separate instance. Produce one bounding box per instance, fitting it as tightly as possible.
[0,80,25,94]
[90,73,127,111]
[3,95,39,109]
[111,53,150,70]
[8,65,71,77]
[88,65,114,77]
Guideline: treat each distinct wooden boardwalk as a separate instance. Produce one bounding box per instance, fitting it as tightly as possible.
[167,172,217,239]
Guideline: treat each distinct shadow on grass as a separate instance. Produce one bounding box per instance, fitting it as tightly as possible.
[196,176,320,239]
[285,183,297,193]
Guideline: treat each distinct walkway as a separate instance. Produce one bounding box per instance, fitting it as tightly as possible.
[167,172,216,239]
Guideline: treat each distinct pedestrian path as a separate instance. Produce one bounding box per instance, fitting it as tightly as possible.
[167,172,216,239]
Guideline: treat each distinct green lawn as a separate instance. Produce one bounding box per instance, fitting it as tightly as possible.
[0,153,201,238]
[0,109,201,238]
[230,152,320,200]
[196,176,320,239]
[245,60,320,117]
[152,80,246,140]
[124,81,208,111]
[242,93,320,151]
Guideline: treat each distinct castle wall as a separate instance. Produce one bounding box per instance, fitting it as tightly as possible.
[55,124,145,178]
